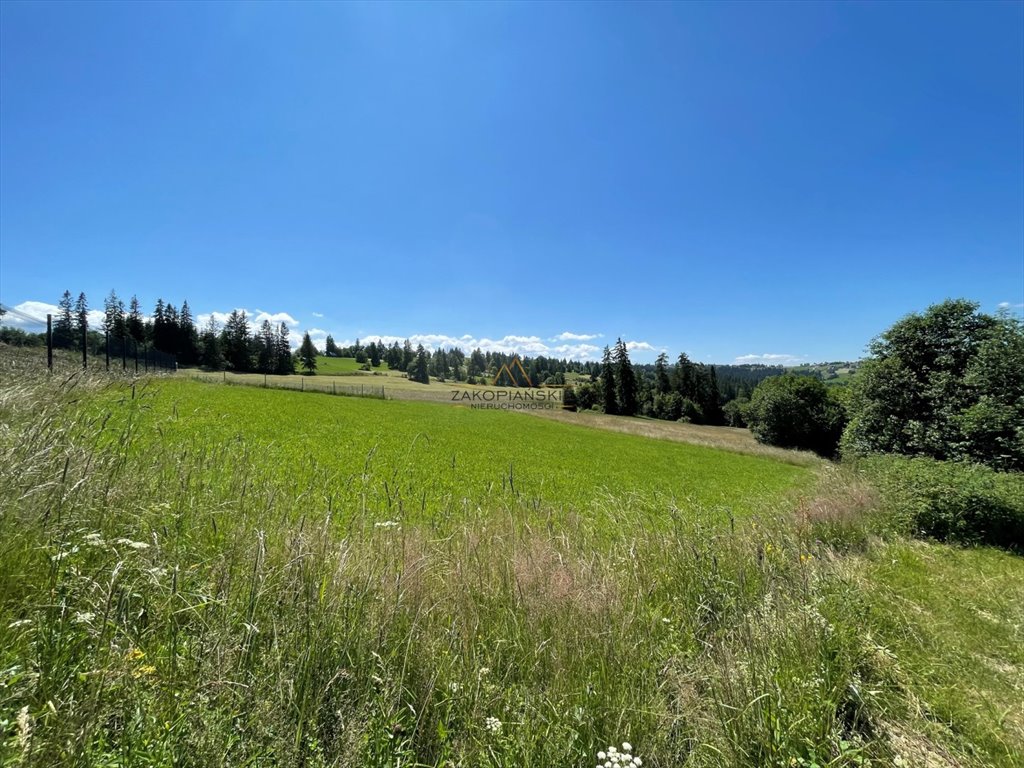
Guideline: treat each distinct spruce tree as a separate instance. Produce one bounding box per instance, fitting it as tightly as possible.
[258,319,277,373]
[674,353,696,401]
[702,365,725,425]
[601,346,618,415]
[409,344,430,384]
[179,301,199,364]
[298,331,318,373]
[103,290,126,340]
[613,338,638,416]
[54,290,75,349]
[127,296,146,343]
[276,323,295,374]
[152,300,167,350]
[654,352,670,396]
[199,316,224,370]
[74,293,89,342]
[223,310,252,371]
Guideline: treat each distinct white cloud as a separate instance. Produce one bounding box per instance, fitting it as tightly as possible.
[253,310,299,326]
[733,353,804,366]
[549,331,601,341]
[325,333,608,360]
[311,312,324,318]
[3,301,105,329]
[196,308,298,330]
[997,301,1024,309]
[625,340,656,352]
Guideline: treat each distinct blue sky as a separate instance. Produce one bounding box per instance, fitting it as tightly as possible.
[1,1,1021,363]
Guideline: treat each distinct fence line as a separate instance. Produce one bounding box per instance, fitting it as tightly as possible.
[0,309,177,374]
[188,371,387,400]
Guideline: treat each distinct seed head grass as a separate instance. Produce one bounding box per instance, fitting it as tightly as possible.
[0,368,1020,766]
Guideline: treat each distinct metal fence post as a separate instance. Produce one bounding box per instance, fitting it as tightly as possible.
[46,314,53,371]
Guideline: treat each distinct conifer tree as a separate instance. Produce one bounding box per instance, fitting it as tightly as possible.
[222,310,252,371]
[298,331,318,373]
[613,338,639,416]
[54,290,75,349]
[74,293,89,342]
[409,344,430,384]
[127,296,146,344]
[654,352,670,396]
[702,365,725,425]
[199,316,224,370]
[276,323,295,374]
[257,319,277,373]
[601,346,618,415]
[103,290,126,340]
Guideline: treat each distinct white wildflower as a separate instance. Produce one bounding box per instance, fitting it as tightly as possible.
[595,740,641,766]
[51,546,79,562]
[73,611,95,624]
[115,538,150,550]
[82,533,105,547]
[484,716,502,734]
[478,666,490,679]
[374,521,400,528]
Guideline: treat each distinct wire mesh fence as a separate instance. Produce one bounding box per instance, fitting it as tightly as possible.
[187,370,387,400]
[0,305,177,375]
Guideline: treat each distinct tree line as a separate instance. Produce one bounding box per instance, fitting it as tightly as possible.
[15,290,302,375]
[742,299,1024,470]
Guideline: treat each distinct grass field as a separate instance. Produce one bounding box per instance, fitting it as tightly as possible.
[1,367,1021,767]
[96,377,812,523]
[314,356,391,375]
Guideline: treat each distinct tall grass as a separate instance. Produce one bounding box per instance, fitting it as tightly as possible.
[1,370,1020,766]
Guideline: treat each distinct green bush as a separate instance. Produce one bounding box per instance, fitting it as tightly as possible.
[862,455,1024,550]
[747,374,846,457]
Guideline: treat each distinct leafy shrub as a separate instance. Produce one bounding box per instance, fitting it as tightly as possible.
[862,455,1024,550]
[843,300,1024,471]
[747,374,846,457]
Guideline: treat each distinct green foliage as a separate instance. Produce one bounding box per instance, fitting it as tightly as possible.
[409,344,430,384]
[53,290,76,349]
[221,309,252,371]
[601,346,618,415]
[0,326,45,347]
[843,300,1024,471]
[723,396,750,428]
[748,374,846,457]
[298,332,319,373]
[613,338,638,417]
[861,455,1024,550]
[324,334,340,357]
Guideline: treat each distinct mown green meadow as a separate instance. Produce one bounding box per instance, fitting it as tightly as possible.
[110,378,810,524]
[1,370,1021,767]
[313,356,391,375]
